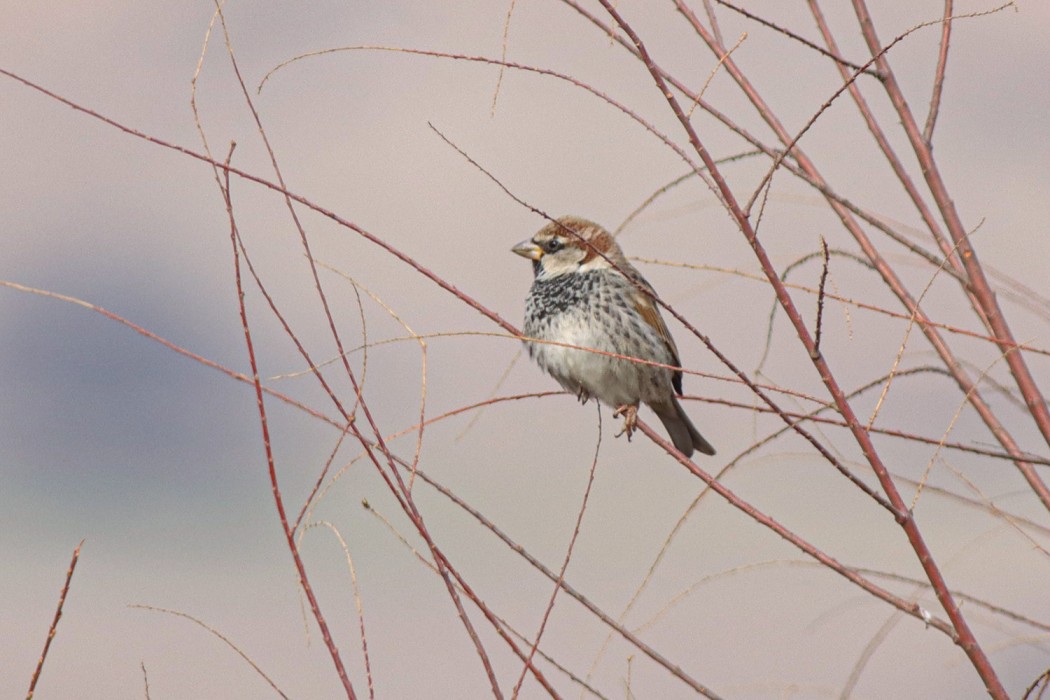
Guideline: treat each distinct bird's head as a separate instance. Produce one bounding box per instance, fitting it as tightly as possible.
[512,216,627,279]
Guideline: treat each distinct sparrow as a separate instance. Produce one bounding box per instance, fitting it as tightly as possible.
[513,215,715,457]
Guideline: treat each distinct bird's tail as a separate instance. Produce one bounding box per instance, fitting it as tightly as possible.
[652,398,716,457]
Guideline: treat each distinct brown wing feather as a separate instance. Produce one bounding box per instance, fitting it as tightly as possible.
[630,282,685,396]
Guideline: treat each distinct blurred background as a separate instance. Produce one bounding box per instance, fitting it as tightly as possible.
[2,1,1049,697]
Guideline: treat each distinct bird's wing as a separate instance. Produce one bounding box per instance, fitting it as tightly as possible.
[628,274,685,396]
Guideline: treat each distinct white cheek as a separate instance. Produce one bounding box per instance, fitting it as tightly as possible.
[540,260,573,277]
[577,256,610,273]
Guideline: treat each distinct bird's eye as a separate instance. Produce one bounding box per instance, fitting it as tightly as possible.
[544,238,563,253]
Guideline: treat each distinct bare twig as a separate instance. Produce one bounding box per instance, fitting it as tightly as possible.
[211,5,359,426]
[26,540,84,700]
[223,149,356,698]
[362,501,611,700]
[140,662,151,700]
[757,247,871,374]
[491,0,519,115]
[848,1,1049,523]
[294,425,353,533]
[633,417,954,633]
[400,463,724,698]
[805,0,977,305]
[742,9,970,218]
[260,44,734,199]
[634,257,1050,358]
[1022,668,1050,700]
[511,409,603,698]
[686,31,747,119]
[0,280,344,429]
[613,150,763,237]
[303,522,375,699]
[715,0,881,76]
[600,2,1005,692]
[923,0,954,144]
[700,0,724,48]
[811,237,830,359]
[130,605,291,699]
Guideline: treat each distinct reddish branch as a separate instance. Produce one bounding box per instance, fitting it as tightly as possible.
[225,184,357,699]
[0,68,658,692]
[847,0,1050,513]
[343,411,559,697]
[26,540,84,700]
[402,460,724,698]
[511,416,602,698]
[805,0,964,278]
[595,1,1007,695]
[923,0,954,143]
[212,12,537,690]
[803,3,1050,513]
[715,0,879,76]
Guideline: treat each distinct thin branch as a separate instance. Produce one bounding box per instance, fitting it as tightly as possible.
[613,151,763,237]
[223,154,356,698]
[401,464,724,698]
[302,522,375,700]
[26,540,84,700]
[842,603,910,697]
[757,247,871,375]
[0,279,346,428]
[130,605,290,700]
[700,0,724,48]
[512,409,603,698]
[1022,668,1050,700]
[811,237,830,359]
[8,49,541,691]
[258,45,712,193]
[633,418,954,633]
[603,2,1004,693]
[923,0,954,144]
[362,501,611,700]
[293,425,353,533]
[742,11,962,218]
[634,256,1050,358]
[715,0,881,76]
[490,0,519,115]
[805,0,978,308]
[848,2,1050,521]
[700,393,1050,466]
[866,230,968,430]
[210,4,358,425]
[140,662,151,700]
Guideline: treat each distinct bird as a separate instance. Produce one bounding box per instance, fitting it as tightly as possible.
[512,215,715,457]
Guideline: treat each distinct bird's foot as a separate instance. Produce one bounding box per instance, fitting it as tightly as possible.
[613,404,639,441]
[576,387,591,404]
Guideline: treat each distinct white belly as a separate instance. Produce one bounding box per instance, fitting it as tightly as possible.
[527,312,666,407]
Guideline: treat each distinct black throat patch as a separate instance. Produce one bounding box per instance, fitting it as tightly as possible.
[531,270,599,315]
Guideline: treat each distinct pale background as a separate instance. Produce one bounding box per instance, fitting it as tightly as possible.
[2,1,1049,698]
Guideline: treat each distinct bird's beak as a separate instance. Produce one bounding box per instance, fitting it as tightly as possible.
[512,239,543,261]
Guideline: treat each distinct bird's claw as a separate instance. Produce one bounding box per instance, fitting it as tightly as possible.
[576,387,591,404]
[613,404,639,441]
